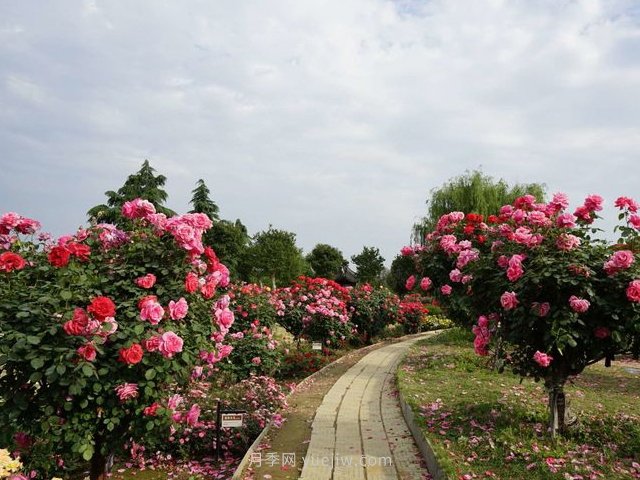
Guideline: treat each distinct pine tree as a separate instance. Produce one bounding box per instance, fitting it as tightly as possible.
[189,179,220,220]
[87,160,174,224]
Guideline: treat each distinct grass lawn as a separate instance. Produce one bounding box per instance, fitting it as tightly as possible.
[398,329,640,480]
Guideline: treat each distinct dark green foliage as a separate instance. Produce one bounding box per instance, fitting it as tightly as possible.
[351,246,385,285]
[189,179,220,221]
[386,254,416,294]
[306,243,346,279]
[239,227,307,287]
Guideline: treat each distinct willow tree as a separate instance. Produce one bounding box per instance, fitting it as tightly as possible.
[412,170,546,243]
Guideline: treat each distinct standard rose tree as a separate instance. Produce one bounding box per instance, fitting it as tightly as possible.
[0,201,234,479]
[405,194,640,436]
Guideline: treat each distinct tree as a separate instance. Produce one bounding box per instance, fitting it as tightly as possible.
[189,179,220,221]
[207,219,250,278]
[239,227,307,288]
[387,254,416,294]
[306,244,346,279]
[87,160,175,224]
[351,246,385,285]
[412,170,546,243]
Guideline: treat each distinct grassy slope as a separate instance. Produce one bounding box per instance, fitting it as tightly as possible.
[398,329,640,480]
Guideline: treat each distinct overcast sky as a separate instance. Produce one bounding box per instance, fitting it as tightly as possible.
[1,0,639,266]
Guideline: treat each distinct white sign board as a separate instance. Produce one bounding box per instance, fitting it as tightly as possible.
[312,342,322,351]
[221,413,244,428]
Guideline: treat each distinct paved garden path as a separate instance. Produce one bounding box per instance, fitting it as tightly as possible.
[299,334,432,480]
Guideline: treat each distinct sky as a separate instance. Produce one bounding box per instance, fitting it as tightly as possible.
[1,0,640,266]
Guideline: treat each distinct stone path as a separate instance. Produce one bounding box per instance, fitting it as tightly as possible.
[299,335,432,480]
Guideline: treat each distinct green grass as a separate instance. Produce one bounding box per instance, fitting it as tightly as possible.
[398,328,640,479]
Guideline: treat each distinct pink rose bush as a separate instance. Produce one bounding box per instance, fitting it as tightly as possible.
[274,276,354,346]
[0,200,236,478]
[405,193,640,435]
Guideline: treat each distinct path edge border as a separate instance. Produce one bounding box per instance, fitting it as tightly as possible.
[231,331,431,479]
[395,334,449,480]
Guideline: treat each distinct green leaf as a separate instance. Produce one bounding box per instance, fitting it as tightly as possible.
[145,368,156,380]
[16,311,30,319]
[82,444,94,461]
[82,364,94,377]
[134,324,145,335]
[56,364,67,375]
[61,290,73,300]
[26,335,41,345]
[31,358,45,369]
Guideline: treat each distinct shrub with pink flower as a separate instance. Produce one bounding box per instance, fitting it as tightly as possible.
[274,276,354,345]
[406,192,640,436]
[0,201,233,479]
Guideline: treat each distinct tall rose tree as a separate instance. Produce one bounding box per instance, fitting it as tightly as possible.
[0,200,234,479]
[406,193,640,436]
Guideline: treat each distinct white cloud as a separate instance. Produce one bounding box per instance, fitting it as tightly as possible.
[1,0,640,265]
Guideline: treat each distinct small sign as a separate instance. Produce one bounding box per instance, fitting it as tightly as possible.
[312,342,322,351]
[221,413,244,428]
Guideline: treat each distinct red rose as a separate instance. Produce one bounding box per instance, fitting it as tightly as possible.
[119,343,144,364]
[77,343,97,361]
[48,246,70,268]
[87,296,116,321]
[204,247,219,272]
[143,402,160,416]
[135,273,157,289]
[67,243,91,261]
[142,335,161,352]
[0,251,26,272]
[185,272,199,293]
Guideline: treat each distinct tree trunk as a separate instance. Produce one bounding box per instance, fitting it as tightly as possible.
[547,382,566,438]
[271,274,276,290]
[90,451,107,480]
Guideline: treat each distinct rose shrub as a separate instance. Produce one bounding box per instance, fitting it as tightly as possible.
[274,276,354,346]
[0,202,234,479]
[348,284,401,343]
[406,193,640,435]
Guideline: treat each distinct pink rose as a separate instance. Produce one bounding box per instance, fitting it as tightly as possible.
[401,246,415,256]
[615,196,638,212]
[185,403,201,426]
[135,273,157,289]
[441,284,452,295]
[405,275,416,291]
[584,194,603,212]
[569,295,590,313]
[626,280,640,302]
[77,343,97,362]
[140,301,165,324]
[604,250,635,275]
[500,291,519,310]
[533,351,553,368]
[629,214,640,230]
[115,383,139,401]
[169,297,189,320]
[215,308,235,330]
[531,302,550,317]
[167,394,183,411]
[449,269,463,283]
[556,213,577,228]
[251,356,262,365]
[556,233,581,251]
[158,331,184,358]
[420,277,432,291]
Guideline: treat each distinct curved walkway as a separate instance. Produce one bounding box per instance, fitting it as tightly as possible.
[299,334,432,480]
